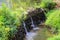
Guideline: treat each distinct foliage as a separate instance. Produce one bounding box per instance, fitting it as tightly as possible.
[47,34,60,40]
[0,4,27,40]
[46,9,56,17]
[40,0,56,10]
[9,0,41,10]
[0,5,15,40]
[45,9,60,29]
[9,0,56,11]
[45,9,60,40]
[0,0,59,40]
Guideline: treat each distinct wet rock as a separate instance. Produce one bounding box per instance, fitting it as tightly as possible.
[24,8,46,31]
[11,26,26,40]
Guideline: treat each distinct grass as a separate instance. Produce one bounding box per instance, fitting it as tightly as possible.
[45,9,60,29]
[45,9,60,40]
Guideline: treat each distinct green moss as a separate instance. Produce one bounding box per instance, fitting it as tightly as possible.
[45,9,60,29]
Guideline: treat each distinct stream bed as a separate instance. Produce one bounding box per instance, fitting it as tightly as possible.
[25,27,53,40]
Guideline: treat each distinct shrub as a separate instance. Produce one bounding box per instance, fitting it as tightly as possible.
[0,5,26,40]
[40,0,56,11]
[0,6,16,40]
[45,9,60,40]
[45,9,60,29]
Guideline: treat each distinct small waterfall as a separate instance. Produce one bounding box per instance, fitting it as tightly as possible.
[22,15,39,40]
[30,16,39,30]
[23,21,28,33]
[30,16,35,28]
[23,21,37,40]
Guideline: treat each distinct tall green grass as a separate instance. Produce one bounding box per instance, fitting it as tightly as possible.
[45,9,60,40]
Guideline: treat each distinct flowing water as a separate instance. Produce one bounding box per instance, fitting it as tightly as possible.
[23,16,52,40]
[23,20,53,40]
[30,16,35,28]
[30,16,39,31]
[23,17,39,40]
[23,21,28,33]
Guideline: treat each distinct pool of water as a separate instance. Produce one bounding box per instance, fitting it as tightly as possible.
[25,27,53,40]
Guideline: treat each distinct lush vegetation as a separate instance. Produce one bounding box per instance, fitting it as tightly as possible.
[45,9,60,40]
[0,4,27,40]
[0,0,60,40]
[46,9,60,29]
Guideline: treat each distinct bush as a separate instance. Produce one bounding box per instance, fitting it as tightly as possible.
[46,9,56,17]
[0,6,16,40]
[45,9,60,40]
[0,5,27,40]
[45,9,60,29]
[45,9,60,35]
[40,0,56,11]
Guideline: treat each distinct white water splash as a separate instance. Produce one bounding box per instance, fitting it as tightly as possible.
[23,16,39,40]
[26,32,37,40]
[23,21,28,33]
[30,16,35,28]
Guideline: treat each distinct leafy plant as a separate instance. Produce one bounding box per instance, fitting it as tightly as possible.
[45,9,60,36]
[0,4,27,40]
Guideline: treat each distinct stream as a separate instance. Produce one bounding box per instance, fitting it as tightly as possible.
[23,17,53,40]
[23,16,39,40]
[21,8,53,40]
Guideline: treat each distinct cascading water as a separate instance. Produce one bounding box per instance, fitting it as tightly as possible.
[30,16,39,31]
[13,8,47,40]
[22,14,39,40]
[23,21,28,33]
[23,21,37,40]
[30,16,35,28]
